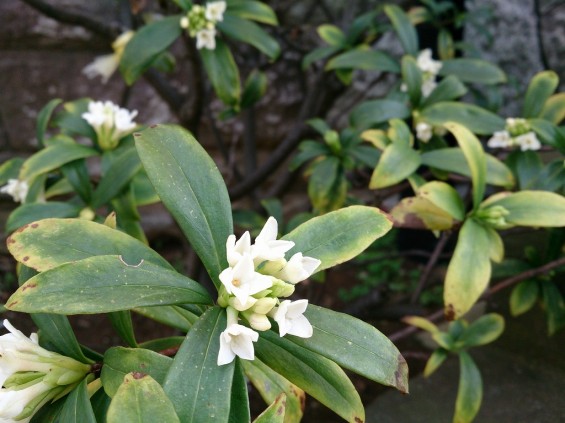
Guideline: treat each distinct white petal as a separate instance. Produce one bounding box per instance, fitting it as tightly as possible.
[217,333,235,366]
[82,54,119,84]
[286,314,313,338]
[255,217,278,243]
[286,299,308,318]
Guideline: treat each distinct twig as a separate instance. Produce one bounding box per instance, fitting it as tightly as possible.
[410,232,451,303]
[534,0,550,70]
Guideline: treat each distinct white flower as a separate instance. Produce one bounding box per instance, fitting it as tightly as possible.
[272,299,313,338]
[82,31,134,84]
[219,254,273,304]
[487,130,513,149]
[274,253,321,284]
[82,100,138,150]
[196,28,217,50]
[252,217,295,264]
[205,1,226,22]
[0,179,28,203]
[217,308,259,365]
[0,380,53,423]
[416,122,433,142]
[421,77,437,98]
[180,16,189,29]
[0,320,90,422]
[226,232,251,267]
[515,131,541,151]
[416,49,442,75]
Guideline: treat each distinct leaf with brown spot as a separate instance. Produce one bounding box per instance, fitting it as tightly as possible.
[252,393,287,423]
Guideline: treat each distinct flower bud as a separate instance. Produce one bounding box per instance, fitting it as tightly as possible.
[269,278,295,298]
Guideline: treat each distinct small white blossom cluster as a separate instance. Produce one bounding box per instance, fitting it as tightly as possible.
[487,117,541,151]
[414,121,447,142]
[401,49,442,98]
[82,100,138,150]
[0,320,91,422]
[180,1,226,50]
[83,30,135,84]
[217,217,321,366]
[0,179,29,203]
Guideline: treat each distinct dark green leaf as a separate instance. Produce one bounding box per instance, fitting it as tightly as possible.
[541,282,565,335]
[229,360,251,423]
[350,100,411,130]
[384,4,418,55]
[510,280,539,316]
[226,1,278,25]
[317,24,346,47]
[218,15,280,60]
[241,69,268,108]
[325,49,399,73]
[57,379,97,423]
[36,99,62,146]
[101,347,173,397]
[439,59,506,84]
[302,46,341,70]
[120,16,182,84]
[420,75,467,108]
[61,159,92,203]
[540,93,565,124]
[32,314,91,363]
[8,255,212,314]
[308,157,347,213]
[401,55,422,106]
[134,305,198,332]
[108,311,138,347]
[6,203,81,234]
[7,218,171,271]
[369,142,421,189]
[163,307,235,423]
[282,205,392,273]
[420,102,505,135]
[290,305,408,393]
[255,330,364,423]
[200,39,241,106]
[0,157,24,185]
[253,393,286,423]
[135,125,233,288]
[458,313,504,347]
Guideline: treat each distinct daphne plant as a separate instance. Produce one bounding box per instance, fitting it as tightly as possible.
[5,125,408,422]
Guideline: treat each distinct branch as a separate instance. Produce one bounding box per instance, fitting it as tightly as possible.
[20,0,120,38]
[410,232,451,303]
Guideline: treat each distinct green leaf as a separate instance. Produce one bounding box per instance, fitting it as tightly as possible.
[101,347,172,397]
[444,219,492,319]
[541,282,565,335]
[420,75,467,108]
[241,69,268,108]
[384,4,418,55]
[242,358,304,423]
[439,58,506,84]
[420,102,505,135]
[445,122,487,210]
[484,225,504,263]
[418,181,465,221]
[135,125,233,288]
[36,99,62,146]
[401,55,422,107]
[481,191,565,227]
[163,307,235,423]
[540,93,565,124]
[454,352,482,423]
[391,196,456,230]
[282,205,392,272]
[290,305,408,393]
[0,157,24,185]
[120,16,182,84]
[529,119,565,151]
[253,393,286,423]
[53,98,96,139]
[91,147,141,208]
[302,46,341,70]
[7,218,171,271]
[108,311,138,347]
[218,15,280,60]
[369,142,420,189]
[325,49,399,73]
[139,336,185,352]
[32,314,91,363]
[131,171,160,206]
[107,373,180,423]
[350,100,410,130]
[134,305,198,332]
[255,330,364,423]
[423,348,448,377]
[200,39,241,106]
[91,388,111,423]
[6,203,81,233]
[458,313,504,347]
[58,379,97,423]
[7,255,212,314]
[421,147,514,188]
[437,29,454,60]
[504,150,543,190]
[229,360,251,423]
[523,71,559,118]
[317,24,346,47]
[308,157,347,214]
[403,316,440,333]
[226,1,278,25]
[510,280,539,316]
[19,143,98,182]
[61,159,92,203]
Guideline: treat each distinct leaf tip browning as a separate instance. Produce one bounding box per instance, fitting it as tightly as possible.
[395,353,409,394]
[445,304,456,321]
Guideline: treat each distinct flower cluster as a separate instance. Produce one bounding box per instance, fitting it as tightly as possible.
[0,179,29,203]
[487,117,541,151]
[83,30,135,84]
[402,49,442,98]
[216,217,321,365]
[0,320,91,422]
[180,1,226,50]
[82,100,138,150]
